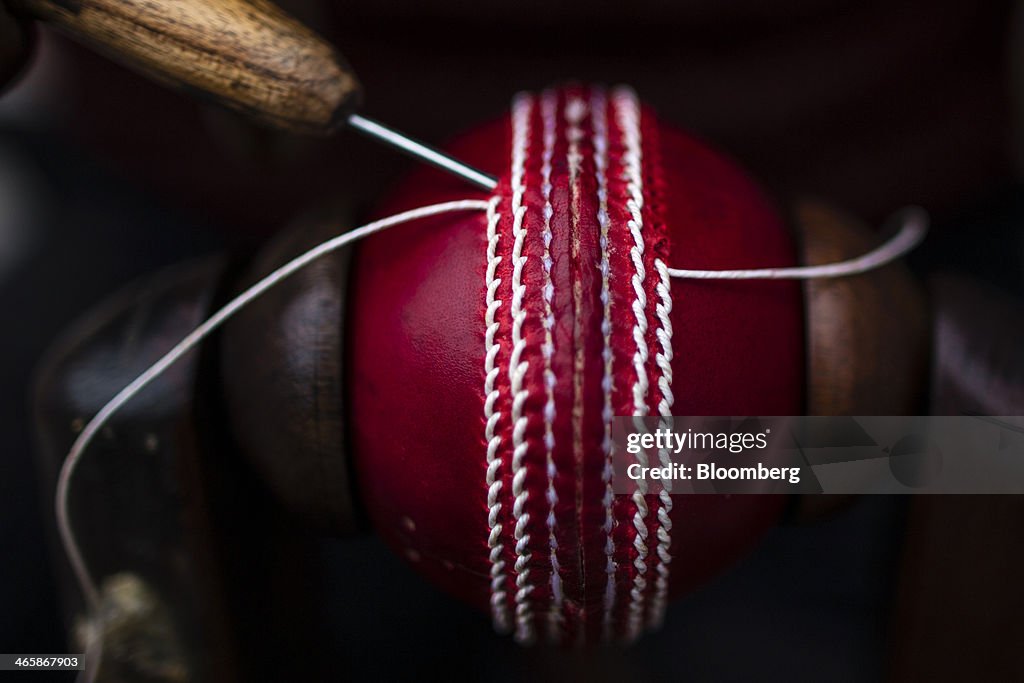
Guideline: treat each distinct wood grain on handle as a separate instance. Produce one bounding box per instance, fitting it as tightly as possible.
[12,0,361,134]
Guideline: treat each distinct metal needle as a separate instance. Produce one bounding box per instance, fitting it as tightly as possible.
[347,113,498,192]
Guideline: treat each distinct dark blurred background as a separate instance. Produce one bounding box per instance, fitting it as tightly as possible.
[2,0,1023,680]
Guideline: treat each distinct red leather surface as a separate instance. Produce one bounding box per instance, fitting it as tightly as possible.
[347,86,802,643]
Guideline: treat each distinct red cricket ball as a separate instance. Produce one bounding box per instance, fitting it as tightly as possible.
[348,85,803,644]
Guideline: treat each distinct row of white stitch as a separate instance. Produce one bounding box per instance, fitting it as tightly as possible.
[648,259,675,629]
[508,93,536,644]
[539,90,562,642]
[592,89,619,643]
[613,87,652,643]
[483,195,510,633]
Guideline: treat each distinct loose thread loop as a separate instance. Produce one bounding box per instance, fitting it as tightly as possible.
[55,195,927,681]
[666,206,928,281]
[56,199,490,683]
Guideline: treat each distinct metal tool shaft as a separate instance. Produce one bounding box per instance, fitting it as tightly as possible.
[347,114,498,192]
[14,0,497,192]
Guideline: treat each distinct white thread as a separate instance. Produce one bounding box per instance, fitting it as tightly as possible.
[614,87,651,643]
[508,94,536,644]
[54,85,928,660]
[638,209,929,632]
[615,90,650,418]
[627,430,650,644]
[539,91,562,642]
[55,199,490,682]
[665,208,928,280]
[647,258,674,630]
[483,195,511,634]
[591,88,618,643]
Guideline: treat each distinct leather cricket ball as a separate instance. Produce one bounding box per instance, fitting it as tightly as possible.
[347,85,804,644]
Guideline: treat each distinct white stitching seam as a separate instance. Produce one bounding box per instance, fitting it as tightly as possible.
[614,87,651,643]
[509,93,536,644]
[539,90,562,642]
[591,89,619,643]
[483,195,510,633]
[648,258,675,629]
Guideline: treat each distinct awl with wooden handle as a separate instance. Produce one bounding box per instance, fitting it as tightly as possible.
[8,0,497,189]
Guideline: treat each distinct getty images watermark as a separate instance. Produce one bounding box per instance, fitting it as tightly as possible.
[611,416,1024,494]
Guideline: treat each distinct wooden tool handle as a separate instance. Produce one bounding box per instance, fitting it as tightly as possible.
[11,0,361,134]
